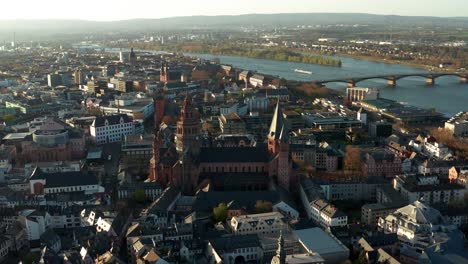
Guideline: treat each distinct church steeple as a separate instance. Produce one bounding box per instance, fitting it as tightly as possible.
[271,230,286,264]
[268,100,288,154]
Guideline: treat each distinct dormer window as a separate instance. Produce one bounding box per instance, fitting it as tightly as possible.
[105,120,109,126]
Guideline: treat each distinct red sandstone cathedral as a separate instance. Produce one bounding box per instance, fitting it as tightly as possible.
[149,94,296,194]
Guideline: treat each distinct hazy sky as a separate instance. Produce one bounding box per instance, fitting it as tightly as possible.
[2,0,467,20]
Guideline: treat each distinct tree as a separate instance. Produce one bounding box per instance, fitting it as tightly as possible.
[254,200,273,214]
[213,203,228,223]
[344,145,362,172]
[131,189,146,203]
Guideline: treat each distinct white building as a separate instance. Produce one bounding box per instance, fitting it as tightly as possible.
[90,114,136,145]
[29,168,104,195]
[229,212,285,236]
[346,87,379,102]
[249,74,265,88]
[393,174,466,205]
[19,209,51,241]
[445,112,468,137]
[378,200,459,251]
[409,135,452,160]
[99,93,154,121]
[244,96,269,113]
[310,199,348,228]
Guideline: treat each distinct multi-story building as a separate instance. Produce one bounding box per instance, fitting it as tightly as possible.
[445,112,468,137]
[393,174,466,205]
[117,181,163,200]
[90,114,136,145]
[302,112,362,130]
[219,113,247,134]
[346,87,379,102]
[249,74,265,87]
[310,199,347,228]
[28,168,104,195]
[206,235,263,264]
[121,134,153,172]
[361,149,402,178]
[244,96,269,113]
[378,200,459,252]
[18,118,86,163]
[229,212,285,236]
[18,209,51,241]
[315,143,342,171]
[98,94,154,121]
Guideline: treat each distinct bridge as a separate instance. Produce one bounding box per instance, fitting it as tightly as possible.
[312,72,468,87]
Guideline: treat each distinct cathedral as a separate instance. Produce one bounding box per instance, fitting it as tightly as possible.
[149,94,296,194]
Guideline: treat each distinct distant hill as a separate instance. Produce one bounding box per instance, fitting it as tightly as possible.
[1,13,468,40]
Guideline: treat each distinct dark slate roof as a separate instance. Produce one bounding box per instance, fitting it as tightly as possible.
[93,114,132,127]
[365,233,399,247]
[209,234,260,251]
[198,147,270,163]
[30,168,98,187]
[147,186,180,214]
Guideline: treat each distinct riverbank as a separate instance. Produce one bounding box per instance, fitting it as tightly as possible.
[118,42,342,67]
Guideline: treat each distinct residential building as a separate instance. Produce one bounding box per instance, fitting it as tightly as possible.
[206,235,263,264]
[229,212,285,237]
[310,199,347,228]
[445,112,468,137]
[361,149,402,178]
[393,174,466,205]
[219,113,247,134]
[90,114,136,145]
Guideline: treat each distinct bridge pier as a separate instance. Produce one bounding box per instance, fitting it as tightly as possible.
[387,77,396,87]
[347,80,356,88]
[426,77,435,86]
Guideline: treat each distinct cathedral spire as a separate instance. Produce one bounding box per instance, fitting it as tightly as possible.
[269,100,288,143]
[268,100,289,154]
[271,229,286,264]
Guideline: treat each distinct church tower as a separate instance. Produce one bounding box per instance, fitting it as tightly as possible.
[129,47,137,65]
[154,89,165,128]
[268,101,291,190]
[175,95,201,156]
[149,129,163,183]
[160,63,170,82]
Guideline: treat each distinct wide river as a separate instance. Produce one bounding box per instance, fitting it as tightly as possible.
[104,47,468,116]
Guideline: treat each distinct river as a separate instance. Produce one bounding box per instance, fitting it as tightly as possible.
[104,47,468,116]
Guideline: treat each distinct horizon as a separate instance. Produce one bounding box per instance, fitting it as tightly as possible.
[0,12,467,22]
[2,0,468,21]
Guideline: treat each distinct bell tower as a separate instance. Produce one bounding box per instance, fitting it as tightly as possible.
[175,95,201,156]
[149,129,163,182]
[268,100,291,190]
[160,63,170,82]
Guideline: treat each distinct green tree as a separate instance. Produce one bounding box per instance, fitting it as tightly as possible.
[213,203,228,223]
[132,189,146,203]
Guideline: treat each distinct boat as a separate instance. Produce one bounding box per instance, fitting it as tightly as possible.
[294,69,313,74]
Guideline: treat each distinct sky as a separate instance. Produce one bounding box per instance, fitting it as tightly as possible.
[1,0,467,21]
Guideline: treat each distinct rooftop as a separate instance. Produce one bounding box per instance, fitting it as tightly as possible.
[295,227,349,255]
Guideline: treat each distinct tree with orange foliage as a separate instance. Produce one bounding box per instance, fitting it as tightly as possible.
[344,145,362,173]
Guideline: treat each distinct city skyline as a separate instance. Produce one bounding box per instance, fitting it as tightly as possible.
[1,0,468,21]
